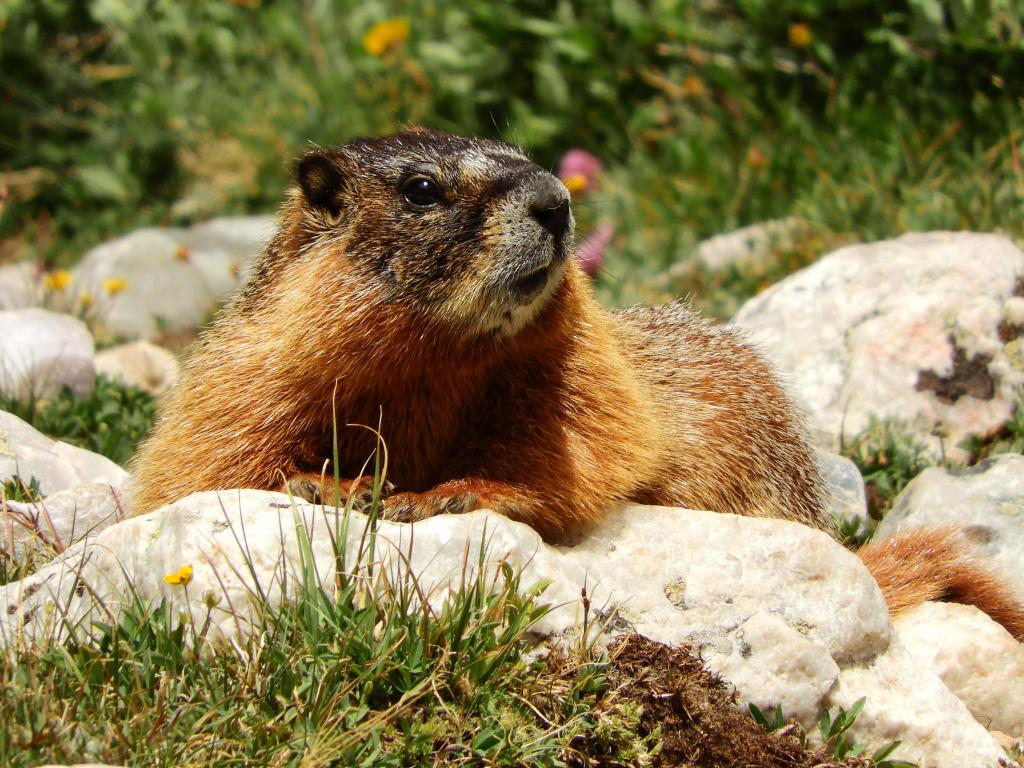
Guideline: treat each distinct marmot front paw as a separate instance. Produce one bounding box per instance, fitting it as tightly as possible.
[283,473,394,512]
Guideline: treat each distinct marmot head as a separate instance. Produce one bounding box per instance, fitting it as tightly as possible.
[294,128,575,338]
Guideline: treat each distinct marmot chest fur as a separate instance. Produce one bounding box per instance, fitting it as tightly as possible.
[130,128,831,540]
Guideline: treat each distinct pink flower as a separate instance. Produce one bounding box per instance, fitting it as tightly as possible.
[558,149,604,196]
[575,222,614,276]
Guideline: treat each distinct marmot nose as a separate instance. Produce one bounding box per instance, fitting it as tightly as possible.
[528,178,571,242]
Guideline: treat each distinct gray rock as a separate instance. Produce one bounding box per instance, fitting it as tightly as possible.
[0,262,41,310]
[177,215,274,294]
[696,217,802,272]
[827,634,1006,768]
[0,494,1004,766]
[875,453,1024,603]
[0,308,95,399]
[0,410,128,497]
[72,229,218,340]
[896,601,1024,736]
[734,232,1024,461]
[71,216,272,340]
[817,449,868,523]
[4,482,126,554]
[95,340,179,395]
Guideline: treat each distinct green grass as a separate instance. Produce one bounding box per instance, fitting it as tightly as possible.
[0,373,156,467]
[750,700,916,768]
[839,387,1024,527]
[840,417,937,521]
[0,494,631,766]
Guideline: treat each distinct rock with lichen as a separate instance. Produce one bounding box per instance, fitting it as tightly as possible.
[734,232,1024,461]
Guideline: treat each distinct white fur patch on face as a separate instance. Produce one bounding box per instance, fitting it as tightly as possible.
[458,149,497,183]
[487,260,567,336]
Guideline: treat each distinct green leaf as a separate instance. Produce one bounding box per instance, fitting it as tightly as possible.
[76,165,131,202]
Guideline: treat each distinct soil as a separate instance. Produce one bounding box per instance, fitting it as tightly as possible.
[564,634,869,768]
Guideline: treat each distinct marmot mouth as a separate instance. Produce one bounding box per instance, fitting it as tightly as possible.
[510,263,552,299]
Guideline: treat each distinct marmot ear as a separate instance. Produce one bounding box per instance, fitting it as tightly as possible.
[296,149,349,217]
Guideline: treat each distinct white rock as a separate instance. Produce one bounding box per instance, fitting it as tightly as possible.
[817,449,868,523]
[827,634,1008,768]
[0,495,1002,765]
[72,229,218,340]
[4,482,126,554]
[95,340,179,395]
[896,601,1024,736]
[0,308,95,399]
[70,216,272,341]
[696,218,802,272]
[0,262,41,310]
[734,232,1024,460]
[0,410,128,497]
[178,215,274,294]
[711,610,840,725]
[875,453,1024,603]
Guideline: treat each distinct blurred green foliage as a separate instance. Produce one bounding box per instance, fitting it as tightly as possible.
[2,0,1023,309]
[0,373,156,466]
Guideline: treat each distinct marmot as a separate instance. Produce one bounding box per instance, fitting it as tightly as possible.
[131,128,1023,638]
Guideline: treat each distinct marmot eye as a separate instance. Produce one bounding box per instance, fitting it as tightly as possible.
[400,176,444,208]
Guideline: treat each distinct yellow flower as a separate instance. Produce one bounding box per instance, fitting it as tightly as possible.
[788,22,812,48]
[363,18,410,56]
[562,174,588,195]
[681,74,705,99]
[42,269,72,292]
[163,564,193,586]
[78,291,95,310]
[102,277,129,296]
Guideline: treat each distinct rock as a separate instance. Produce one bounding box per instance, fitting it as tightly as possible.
[71,216,272,340]
[72,229,219,340]
[874,453,1024,603]
[0,262,41,310]
[0,495,1004,765]
[734,232,1024,460]
[95,340,179,395]
[817,449,868,523]
[0,308,95,400]
[177,214,274,294]
[0,410,128,497]
[3,482,126,554]
[827,634,1007,768]
[696,218,803,272]
[896,601,1024,736]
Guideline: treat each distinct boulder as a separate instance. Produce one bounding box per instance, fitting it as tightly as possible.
[896,601,1024,736]
[0,262,41,310]
[0,494,1006,766]
[734,232,1024,461]
[95,340,179,395]
[177,214,274,294]
[696,218,802,272]
[0,308,95,400]
[874,453,1024,603]
[817,449,868,524]
[71,216,272,340]
[3,481,126,554]
[71,229,219,340]
[0,410,128,497]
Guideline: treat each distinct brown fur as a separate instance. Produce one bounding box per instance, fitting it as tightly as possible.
[130,129,1024,638]
[859,527,1024,640]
